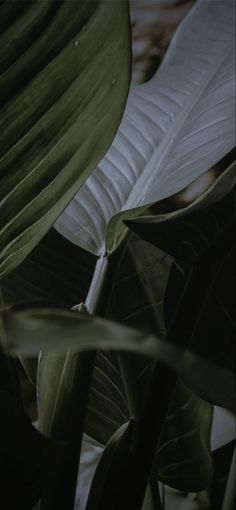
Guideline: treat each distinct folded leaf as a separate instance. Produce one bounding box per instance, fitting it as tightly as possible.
[55,0,235,256]
[0,0,131,278]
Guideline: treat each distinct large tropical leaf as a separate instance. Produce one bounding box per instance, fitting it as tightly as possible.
[55,0,235,256]
[0,0,131,279]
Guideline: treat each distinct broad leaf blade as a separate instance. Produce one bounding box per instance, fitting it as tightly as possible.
[0,0,131,278]
[55,0,235,255]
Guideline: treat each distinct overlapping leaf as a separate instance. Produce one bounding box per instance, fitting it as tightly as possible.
[55,0,235,256]
[0,0,131,278]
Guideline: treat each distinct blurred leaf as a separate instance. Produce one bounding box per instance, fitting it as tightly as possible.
[2,306,235,417]
[0,0,131,278]
[55,0,235,256]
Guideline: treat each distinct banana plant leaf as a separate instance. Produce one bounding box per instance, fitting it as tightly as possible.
[55,0,235,256]
[0,0,131,279]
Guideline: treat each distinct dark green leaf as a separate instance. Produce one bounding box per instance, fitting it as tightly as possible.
[85,419,134,510]
[0,0,131,278]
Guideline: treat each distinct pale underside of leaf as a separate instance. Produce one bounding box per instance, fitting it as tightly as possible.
[55,0,235,256]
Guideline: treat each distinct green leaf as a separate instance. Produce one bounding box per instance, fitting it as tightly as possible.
[86,419,135,510]
[2,306,235,413]
[55,0,235,256]
[0,0,131,278]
